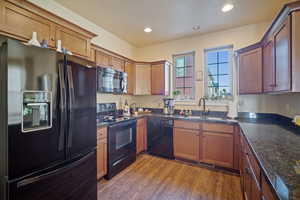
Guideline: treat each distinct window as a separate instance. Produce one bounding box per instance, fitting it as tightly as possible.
[205,46,233,99]
[173,52,195,101]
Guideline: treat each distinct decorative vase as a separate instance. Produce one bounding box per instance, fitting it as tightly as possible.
[28,32,41,47]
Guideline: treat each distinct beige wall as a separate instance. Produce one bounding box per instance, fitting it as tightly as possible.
[27,0,137,60]
[133,22,270,111]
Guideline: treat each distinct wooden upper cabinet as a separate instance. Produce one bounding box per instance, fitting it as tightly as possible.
[0,1,55,47]
[274,17,291,92]
[111,56,125,71]
[0,0,96,59]
[291,11,300,92]
[263,40,275,92]
[95,51,111,67]
[134,63,151,95]
[55,26,91,58]
[173,127,200,162]
[151,63,165,95]
[151,61,170,96]
[202,132,234,168]
[125,61,134,95]
[238,47,263,94]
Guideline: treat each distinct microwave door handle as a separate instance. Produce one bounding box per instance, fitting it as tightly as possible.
[66,65,75,148]
[58,63,66,152]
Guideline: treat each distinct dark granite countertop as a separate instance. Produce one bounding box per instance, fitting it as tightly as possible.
[97,113,237,128]
[97,113,300,200]
[238,119,300,200]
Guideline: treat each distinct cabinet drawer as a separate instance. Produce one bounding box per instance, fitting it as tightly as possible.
[174,120,200,130]
[203,123,234,134]
[97,127,107,140]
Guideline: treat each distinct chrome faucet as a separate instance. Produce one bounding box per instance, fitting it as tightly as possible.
[198,97,209,115]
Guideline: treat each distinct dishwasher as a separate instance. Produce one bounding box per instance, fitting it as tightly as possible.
[147,117,174,159]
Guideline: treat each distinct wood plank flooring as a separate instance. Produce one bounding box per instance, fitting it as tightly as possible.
[98,154,243,200]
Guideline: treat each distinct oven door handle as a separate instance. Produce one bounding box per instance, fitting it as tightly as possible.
[108,120,136,130]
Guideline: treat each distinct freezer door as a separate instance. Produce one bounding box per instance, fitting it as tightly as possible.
[7,40,66,179]
[8,152,97,200]
[65,58,96,159]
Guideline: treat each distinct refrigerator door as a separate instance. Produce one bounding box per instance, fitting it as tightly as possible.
[7,40,66,179]
[65,57,96,159]
[9,152,97,200]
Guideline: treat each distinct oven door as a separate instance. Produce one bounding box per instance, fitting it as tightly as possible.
[108,120,136,166]
[97,67,115,93]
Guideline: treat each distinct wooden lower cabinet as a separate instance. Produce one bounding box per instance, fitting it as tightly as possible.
[262,174,278,200]
[136,118,147,154]
[240,131,279,200]
[202,132,234,168]
[97,127,107,179]
[173,127,200,162]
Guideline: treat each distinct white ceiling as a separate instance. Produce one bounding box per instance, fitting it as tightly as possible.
[54,0,291,47]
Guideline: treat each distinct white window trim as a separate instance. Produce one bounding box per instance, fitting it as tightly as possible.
[203,45,234,105]
[173,51,196,103]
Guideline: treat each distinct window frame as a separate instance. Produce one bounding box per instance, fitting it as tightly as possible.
[173,51,196,102]
[204,45,234,100]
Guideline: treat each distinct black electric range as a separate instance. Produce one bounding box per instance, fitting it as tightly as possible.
[97,103,136,179]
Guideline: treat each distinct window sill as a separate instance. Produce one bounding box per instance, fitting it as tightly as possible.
[174,100,197,106]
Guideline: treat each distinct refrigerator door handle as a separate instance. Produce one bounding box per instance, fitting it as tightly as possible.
[58,63,66,152]
[17,151,94,188]
[66,65,75,148]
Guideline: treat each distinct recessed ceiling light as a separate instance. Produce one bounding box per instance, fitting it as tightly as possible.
[222,3,234,12]
[193,25,200,31]
[144,27,152,33]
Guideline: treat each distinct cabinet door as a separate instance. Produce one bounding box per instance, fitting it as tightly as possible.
[55,26,91,58]
[0,1,55,47]
[263,40,275,92]
[111,57,125,71]
[173,128,199,161]
[239,48,263,94]
[95,51,111,67]
[96,138,107,179]
[136,124,144,154]
[151,64,165,95]
[125,61,134,95]
[262,174,277,200]
[202,132,233,168]
[134,64,151,95]
[274,17,291,92]
[243,159,252,200]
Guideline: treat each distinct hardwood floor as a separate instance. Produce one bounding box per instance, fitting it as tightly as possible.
[98,154,243,200]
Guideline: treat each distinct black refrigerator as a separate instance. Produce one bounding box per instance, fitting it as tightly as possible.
[0,37,97,200]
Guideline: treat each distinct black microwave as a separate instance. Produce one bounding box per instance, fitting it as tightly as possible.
[97,67,127,94]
